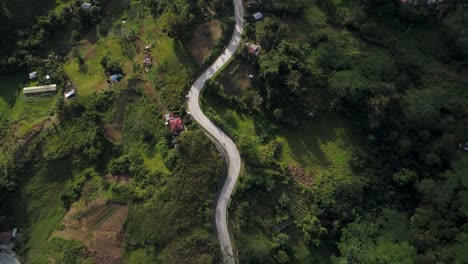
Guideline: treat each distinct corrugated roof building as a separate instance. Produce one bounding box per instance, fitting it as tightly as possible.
[82,3,92,10]
[23,84,57,97]
[253,12,264,20]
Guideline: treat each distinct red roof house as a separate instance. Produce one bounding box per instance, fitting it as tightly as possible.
[169,117,184,135]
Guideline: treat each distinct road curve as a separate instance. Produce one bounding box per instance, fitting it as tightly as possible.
[187,0,244,262]
[0,253,21,264]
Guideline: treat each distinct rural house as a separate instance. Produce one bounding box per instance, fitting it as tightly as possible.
[23,84,57,97]
[164,113,185,135]
[169,117,184,135]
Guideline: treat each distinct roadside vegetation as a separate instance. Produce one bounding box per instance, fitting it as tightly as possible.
[202,0,468,263]
[0,0,234,263]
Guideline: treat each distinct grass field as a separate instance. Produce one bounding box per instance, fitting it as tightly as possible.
[0,74,26,119]
[8,95,57,138]
[7,160,72,263]
[277,113,361,179]
[63,2,197,110]
[144,152,170,175]
[0,72,58,142]
[203,92,361,185]
[65,37,126,96]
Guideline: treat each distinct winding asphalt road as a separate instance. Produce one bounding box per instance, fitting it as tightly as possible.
[187,0,244,262]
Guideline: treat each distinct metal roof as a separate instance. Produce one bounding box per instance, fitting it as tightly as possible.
[29,71,37,80]
[23,84,57,94]
[65,89,76,98]
[253,12,264,20]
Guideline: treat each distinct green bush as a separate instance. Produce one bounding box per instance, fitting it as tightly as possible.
[47,237,88,264]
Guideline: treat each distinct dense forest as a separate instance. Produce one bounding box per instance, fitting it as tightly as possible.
[202,0,468,263]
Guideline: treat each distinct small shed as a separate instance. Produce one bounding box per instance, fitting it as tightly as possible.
[169,117,184,135]
[23,84,57,97]
[65,89,76,99]
[29,71,38,80]
[253,12,264,20]
[247,43,261,56]
[110,74,122,83]
[144,53,152,67]
[82,3,92,10]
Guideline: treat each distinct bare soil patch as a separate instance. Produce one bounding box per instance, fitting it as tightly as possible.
[105,173,130,184]
[53,189,128,264]
[288,165,314,186]
[190,19,223,65]
[104,124,122,143]
[220,62,255,96]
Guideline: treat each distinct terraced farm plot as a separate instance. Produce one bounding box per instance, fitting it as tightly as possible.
[54,202,128,263]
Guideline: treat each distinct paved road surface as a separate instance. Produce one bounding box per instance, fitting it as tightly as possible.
[187,0,244,262]
[0,253,21,264]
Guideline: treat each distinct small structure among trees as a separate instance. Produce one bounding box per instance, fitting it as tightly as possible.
[169,117,184,135]
[144,53,152,72]
[110,74,122,83]
[247,43,262,56]
[29,71,38,80]
[23,84,57,97]
[81,3,92,10]
[164,113,185,135]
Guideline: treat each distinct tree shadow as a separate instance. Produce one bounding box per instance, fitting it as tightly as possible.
[278,113,352,169]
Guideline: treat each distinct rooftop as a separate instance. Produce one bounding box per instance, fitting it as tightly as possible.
[82,3,92,10]
[23,84,57,94]
[253,12,264,20]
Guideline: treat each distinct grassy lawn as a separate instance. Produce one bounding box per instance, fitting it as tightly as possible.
[277,113,361,179]
[65,37,125,96]
[124,249,154,264]
[8,160,73,263]
[203,91,362,184]
[0,73,26,119]
[8,95,57,137]
[144,152,170,176]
